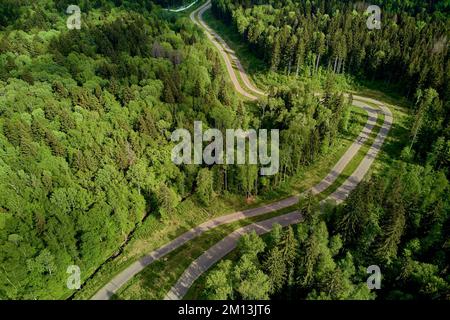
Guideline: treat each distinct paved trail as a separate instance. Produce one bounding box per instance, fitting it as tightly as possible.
[163,1,393,300]
[91,0,392,300]
[165,0,199,13]
[165,212,303,300]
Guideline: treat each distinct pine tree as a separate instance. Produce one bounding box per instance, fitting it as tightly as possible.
[204,260,234,300]
[263,247,287,294]
[376,178,406,263]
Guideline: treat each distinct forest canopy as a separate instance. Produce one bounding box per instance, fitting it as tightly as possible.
[0,0,357,299]
[0,0,449,301]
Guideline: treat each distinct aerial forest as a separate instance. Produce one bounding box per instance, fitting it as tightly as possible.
[0,0,358,299]
[0,0,448,301]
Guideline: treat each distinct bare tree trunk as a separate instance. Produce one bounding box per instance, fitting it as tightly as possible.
[315,54,321,74]
[312,54,317,77]
[224,166,227,191]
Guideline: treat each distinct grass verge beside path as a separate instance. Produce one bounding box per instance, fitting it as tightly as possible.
[113,205,297,300]
[317,112,385,201]
[201,9,268,91]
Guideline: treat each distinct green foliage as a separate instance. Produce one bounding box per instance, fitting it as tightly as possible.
[334,162,450,299]
[1,0,448,301]
[195,168,214,205]
[0,0,243,299]
[233,254,271,300]
[262,245,286,294]
[237,230,266,258]
[204,260,234,300]
[212,0,449,101]
[204,160,450,300]
[156,183,181,219]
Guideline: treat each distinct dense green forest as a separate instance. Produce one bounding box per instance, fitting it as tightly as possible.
[0,0,449,301]
[191,0,450,300]
[202,161,450,300]
[0,0,357,299]
[211,0,449,178]
[211,0,449,96]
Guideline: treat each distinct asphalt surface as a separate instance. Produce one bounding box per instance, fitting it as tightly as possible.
[164,212,303,300]
[91,0,392,300]
[164,1,393,300]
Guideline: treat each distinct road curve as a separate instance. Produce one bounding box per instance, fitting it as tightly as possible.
[164,1,393,300]
[164,104,391,300]
[189,3,258,100]
[189,0,393,203]
[327,104,392,203]
[165,212,303,300]
[190,1,266,98]
[91,0,392,300]
[91,103,380,300]
[311,99,378,197]
[165,0,198,12]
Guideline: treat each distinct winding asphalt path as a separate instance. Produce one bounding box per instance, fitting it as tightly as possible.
[165,212,303,300]
[191,2,266,98]
[164,1,393,300]
[91,0,392,300]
